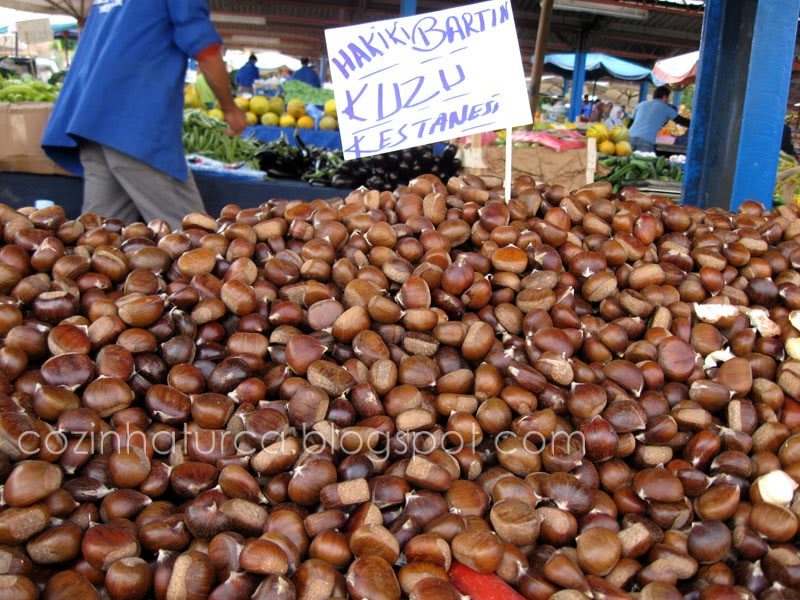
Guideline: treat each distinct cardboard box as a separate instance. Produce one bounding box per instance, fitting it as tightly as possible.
[459,142,594,192]
[0,102,74,176]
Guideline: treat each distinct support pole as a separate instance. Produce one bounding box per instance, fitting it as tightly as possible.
[400,0,417,17]
[639,80,649,103]
[673,90,682,107]
[319,55,326,84]
[528,0,554,121]
[683,0,800,209]
[729,0,800,210]
[568,32,587,122]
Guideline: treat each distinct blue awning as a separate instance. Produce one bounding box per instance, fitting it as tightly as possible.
[538,53,652,82]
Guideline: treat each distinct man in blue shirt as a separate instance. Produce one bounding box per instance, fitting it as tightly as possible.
[235,54,260,95]
[629,85,691,152]
[42,0,246,229]
[291,57,321,88]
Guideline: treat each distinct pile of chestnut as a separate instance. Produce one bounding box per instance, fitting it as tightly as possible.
[0,173,798,600]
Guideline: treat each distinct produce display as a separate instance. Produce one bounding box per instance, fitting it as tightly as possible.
[250,136,461,189]
[252,130,342,182]
[281,80,335,107]
[775,150,800,205]
[330,143,460,190]
[182,110,264,169]
[586,123,631,157]
[0,78,60,103]
[0,176,798,600]
[597,154,684,194]
[242,92,337,131]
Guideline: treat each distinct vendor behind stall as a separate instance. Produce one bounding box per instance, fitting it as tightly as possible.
[42,0,246,229]
[236,55,260,95]
[629,85,691,152]
[291,57,321,88]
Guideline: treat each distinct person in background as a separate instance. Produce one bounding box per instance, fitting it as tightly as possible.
[628,85,690,152]
[581,95,592,120]
[235,54,260,95]
[589,101,604,123]
[292,57,321,88]
[604,103,625,131]
[42,0,247,230]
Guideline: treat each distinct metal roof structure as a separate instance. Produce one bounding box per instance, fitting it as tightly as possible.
[207,0,706,66]
[0,0,707,66]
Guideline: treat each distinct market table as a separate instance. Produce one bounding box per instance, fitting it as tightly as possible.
[0,171,344,220]
[655,143,688,157]
[244,125,342,150]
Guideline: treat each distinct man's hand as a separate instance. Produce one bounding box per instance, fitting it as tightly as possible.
[196,46,248,136]
[223,107,248,135]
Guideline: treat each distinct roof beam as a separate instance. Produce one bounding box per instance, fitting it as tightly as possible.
[596,31,699,50]
[549,40,662,61]
[559,0,704,17]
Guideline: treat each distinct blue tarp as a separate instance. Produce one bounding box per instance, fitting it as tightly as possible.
[541,53,652,82]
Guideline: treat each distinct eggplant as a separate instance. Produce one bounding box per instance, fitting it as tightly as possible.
[441,144,458,163]
[366,175,385,189]
[384,153,399,170]
[332,174,357,188]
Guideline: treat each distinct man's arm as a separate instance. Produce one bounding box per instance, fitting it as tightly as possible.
[196,45,247,134]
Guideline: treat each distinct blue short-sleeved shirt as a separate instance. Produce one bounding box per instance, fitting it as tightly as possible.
[42,0,221,181]
[291,66,321,88]
[629,99,678,144]
[236,62,259,87]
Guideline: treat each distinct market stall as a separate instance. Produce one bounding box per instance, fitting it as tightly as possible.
[540,52,652,122]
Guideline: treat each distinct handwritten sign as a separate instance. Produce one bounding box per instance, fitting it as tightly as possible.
[16,19,52,47]
[325,0,532,159]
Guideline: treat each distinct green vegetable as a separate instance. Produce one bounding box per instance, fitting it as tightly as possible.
[0,78,61,103]
[607,163,637,183]
[182,109,264,170]
[281,80,334,106]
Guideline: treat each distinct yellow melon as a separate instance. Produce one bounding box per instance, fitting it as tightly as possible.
[599,140,616,155]
[260,112,279,126]
[324,98,337,117]
[249,96,269,116]
[287,99,306,119]
[615,141,632,157]
[279,113,296,128]
[296,115,315,129]
[268,96,285,115]
[319,115,338,131]
[245,111,258,126]
[609,126,629,144]
[184,85,201,108]
[207,109,225,121]
[586,123,608,143]
[234,96,250,111]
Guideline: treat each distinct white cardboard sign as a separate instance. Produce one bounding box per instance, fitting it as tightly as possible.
[325,0,532,159]
[16,19,52,47]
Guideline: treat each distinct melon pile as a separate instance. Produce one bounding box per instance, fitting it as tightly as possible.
[587,124,631,156]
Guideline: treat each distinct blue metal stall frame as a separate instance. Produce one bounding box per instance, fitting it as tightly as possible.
[400,0,417,17]
[683,0,800,210]
[568,35,588,122]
